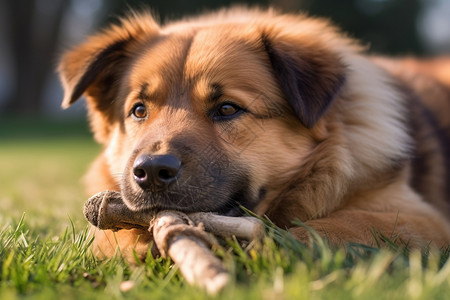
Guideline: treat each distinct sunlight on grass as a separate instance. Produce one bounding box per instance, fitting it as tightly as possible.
[0,139,99,231]
[0,119,99,231]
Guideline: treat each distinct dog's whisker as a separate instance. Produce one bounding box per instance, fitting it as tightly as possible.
[111,173,124,180]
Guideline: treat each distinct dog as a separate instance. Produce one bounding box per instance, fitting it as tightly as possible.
[58,8,450,261]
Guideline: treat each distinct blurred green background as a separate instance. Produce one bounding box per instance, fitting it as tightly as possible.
[0,0,449,231]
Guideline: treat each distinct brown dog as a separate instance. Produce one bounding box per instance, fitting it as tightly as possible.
[58,8,450,260]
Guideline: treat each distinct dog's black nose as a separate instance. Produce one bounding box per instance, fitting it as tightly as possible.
[133,154,181,191]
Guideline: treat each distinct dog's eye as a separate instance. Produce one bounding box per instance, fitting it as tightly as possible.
[218,104,239,116]
[211,102,245,121]
[132,104,147,119]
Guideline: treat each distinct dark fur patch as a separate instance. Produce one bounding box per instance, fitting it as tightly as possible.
[406,86,450,213]
[69,39,131,106]
[261,34,346,128]
[209,83,224,103]
[138,83,151,101]
[258,186,267,201]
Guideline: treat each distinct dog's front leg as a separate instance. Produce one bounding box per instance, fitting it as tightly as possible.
[288,208,450,249]
[91,227,154,262]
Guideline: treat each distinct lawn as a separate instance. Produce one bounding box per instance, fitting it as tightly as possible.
[1,118,449,299]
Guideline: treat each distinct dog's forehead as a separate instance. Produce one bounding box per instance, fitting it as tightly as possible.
[129,34,192,85]
[183,26,263,80]
[129,26,275,99]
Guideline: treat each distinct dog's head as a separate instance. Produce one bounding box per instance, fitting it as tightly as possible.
[58,9,348,217]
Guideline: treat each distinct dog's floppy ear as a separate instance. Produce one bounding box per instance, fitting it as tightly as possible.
[58,13,159,109]
[59,38,129,109]
[261,22,346,128]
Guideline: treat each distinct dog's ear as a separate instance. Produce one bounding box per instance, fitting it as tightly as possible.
[261,22,346,128]
[59,38,129,109]
[58,13,159,109]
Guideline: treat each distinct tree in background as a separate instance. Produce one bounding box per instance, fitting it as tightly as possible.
[1,0,70,114]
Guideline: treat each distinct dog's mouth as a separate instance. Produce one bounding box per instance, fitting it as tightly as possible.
[123,195,245,216]
[213,200,244,216]
[214,188,252,216]
[121,184,251,217]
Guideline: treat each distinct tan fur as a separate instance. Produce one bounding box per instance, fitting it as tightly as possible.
[58,8,450,261]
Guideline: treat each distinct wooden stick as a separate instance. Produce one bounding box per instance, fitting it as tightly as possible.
[83,190,150,230]
[83,190,265,294]
[84,191,265,240]
[151,211,229,294]
[189,212,265,241]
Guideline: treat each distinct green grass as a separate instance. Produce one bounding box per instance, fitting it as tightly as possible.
[1,118,450,299]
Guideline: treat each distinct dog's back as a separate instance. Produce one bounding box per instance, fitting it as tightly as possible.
[374,57,450,218]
